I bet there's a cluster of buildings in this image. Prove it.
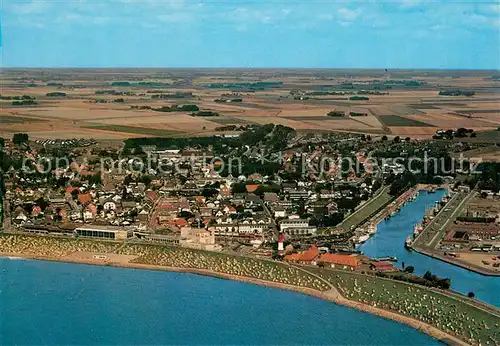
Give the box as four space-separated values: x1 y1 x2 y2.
282 245 397 272
2 135 388 256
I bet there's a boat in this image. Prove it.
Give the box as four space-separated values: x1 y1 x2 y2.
413 223 423 236
357 234 370 243
367 224 377 235
404 236 413 249
374 256 398 262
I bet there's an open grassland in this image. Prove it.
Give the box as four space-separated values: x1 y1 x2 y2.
309 268 500 346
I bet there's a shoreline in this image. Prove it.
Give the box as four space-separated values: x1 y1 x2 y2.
1 252 468 346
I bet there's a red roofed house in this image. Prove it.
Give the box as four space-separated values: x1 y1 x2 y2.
245 184 260 193
318 253 360 271
370 261 397 272
146 190 160 203
220 186 232 198
284 245 320 265
78 193 92 205
31 205 42 216
169 218 189 228
65 186 80 195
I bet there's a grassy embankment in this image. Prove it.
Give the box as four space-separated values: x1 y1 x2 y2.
308 267 500 346
338 186 393 231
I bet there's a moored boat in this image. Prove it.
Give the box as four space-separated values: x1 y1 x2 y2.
413 223 423 236
357 234 370 243
404 236 413 249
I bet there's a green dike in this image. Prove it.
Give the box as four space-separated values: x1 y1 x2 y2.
117 243 330 291
338 186 393 231
308 267 500 346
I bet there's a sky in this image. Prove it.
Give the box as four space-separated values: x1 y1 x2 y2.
1 0 499 69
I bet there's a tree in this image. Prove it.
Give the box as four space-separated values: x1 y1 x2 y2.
405 137 411 142
202 188 218 198
139 175 152 187
35 197 50 211
470 132 477 138
381 135 388 141
403 266 415 273
231 182 246 194
393 136 401 143
467 291 475 298
423 271 433 281
437 278 451 289
178 211 194 219
13 133 29 145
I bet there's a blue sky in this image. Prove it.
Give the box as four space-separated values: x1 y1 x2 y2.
1 0 499 69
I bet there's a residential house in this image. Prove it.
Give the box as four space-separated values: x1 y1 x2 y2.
284 245 320 265
318 253 360 271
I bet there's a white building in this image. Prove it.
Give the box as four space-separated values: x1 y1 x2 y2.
74 225 134 240
279 218 309 231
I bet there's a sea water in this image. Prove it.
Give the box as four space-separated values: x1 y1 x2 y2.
0 258 440 345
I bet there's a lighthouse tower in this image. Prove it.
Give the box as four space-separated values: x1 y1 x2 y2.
278 233 285 252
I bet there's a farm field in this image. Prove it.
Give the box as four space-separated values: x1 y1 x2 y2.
1 69 499 141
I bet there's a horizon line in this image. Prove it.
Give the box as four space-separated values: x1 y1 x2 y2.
1 66 500 72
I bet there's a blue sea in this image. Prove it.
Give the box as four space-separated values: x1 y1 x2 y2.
359 190 500 307
0 258 440 345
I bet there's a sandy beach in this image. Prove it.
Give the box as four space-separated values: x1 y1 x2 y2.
1 251 468 346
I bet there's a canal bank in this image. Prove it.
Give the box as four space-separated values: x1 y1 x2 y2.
358 189 500 307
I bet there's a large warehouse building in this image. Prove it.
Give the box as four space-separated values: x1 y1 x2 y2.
74 225 134 240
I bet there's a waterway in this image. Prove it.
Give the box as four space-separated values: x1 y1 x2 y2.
0 258 441 345
359 190 500 307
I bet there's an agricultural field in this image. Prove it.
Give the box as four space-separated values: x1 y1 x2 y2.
453 145 500 162
1 69 499 141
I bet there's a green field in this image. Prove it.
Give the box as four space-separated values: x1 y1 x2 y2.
208 117 253 124
283 116 347 121
408 104 440 110
378 115 435 127
389 105 426 115
83 124 182 137
0 115 44 124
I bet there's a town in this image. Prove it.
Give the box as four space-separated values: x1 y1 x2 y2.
1 122 499 272
2 126 500 345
